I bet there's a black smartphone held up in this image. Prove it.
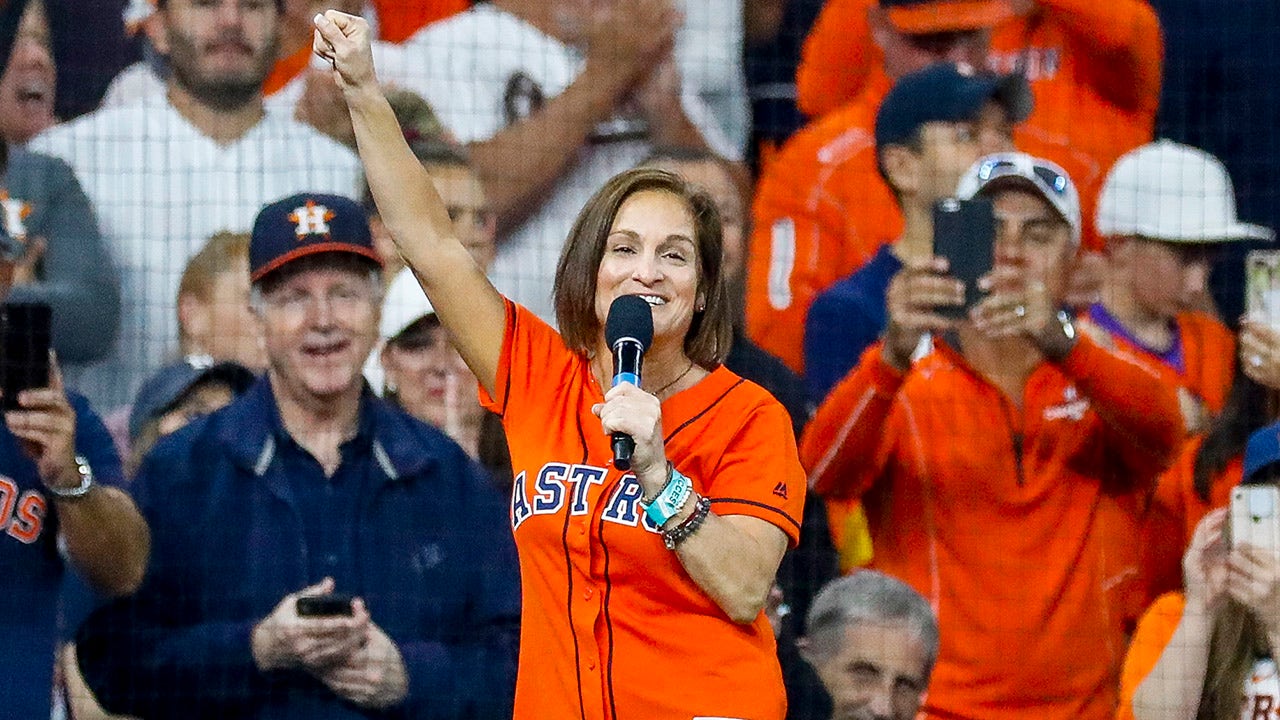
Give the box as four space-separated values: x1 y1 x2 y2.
0 302 51 411
932 197 997 318
296 593 355 618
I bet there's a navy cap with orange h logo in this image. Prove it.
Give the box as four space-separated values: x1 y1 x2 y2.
250 192 382 283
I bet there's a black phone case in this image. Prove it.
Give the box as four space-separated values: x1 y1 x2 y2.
0 302 51 411
296 594 355 617
932 197 996 318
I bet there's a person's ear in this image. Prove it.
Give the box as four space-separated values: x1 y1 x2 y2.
178 293 210 348
0 260 13 303
880 144 921 198
378 341 398 392
867 4 893 51
146 10 170 56
795 636 817 668
1105 235 1136 267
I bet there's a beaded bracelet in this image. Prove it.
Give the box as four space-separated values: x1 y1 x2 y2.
662 496 712 550
639 461 675 506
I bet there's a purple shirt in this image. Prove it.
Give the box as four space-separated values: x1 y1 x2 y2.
1087 303 1185 374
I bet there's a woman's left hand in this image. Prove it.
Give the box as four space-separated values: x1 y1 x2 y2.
1226 544 1280 634
312 10 377 95
592 383 667 489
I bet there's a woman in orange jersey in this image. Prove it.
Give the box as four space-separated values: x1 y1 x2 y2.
1118 449 1280 720
315 11 805 719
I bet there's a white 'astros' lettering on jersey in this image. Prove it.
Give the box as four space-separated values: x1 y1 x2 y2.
510 463 661 534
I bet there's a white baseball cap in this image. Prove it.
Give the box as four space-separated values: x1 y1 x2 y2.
1096 139 1274 243
363 267 436 394
380 267 436 341
956 152 1082 244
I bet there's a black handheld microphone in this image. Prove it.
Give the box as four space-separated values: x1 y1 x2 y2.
604 295 653 471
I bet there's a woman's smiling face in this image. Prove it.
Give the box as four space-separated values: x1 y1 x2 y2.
593 189 703 351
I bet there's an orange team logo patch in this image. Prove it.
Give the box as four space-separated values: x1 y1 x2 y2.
288 200 336 240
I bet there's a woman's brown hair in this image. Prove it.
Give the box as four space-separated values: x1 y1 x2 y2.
552 167 732 367
1199 600 1271 719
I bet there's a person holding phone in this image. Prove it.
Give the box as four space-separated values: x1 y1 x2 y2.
800 152 1184 720
0 246 150 717
74 193 520 719
802 62 1028 404
801 64 1027 584
1085 141 1279 613
1117 424 1280 720
1135 319 1280 605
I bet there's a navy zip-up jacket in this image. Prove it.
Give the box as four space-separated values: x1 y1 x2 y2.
77 378 520 719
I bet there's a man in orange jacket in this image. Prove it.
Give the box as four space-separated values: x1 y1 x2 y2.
800 153 1183 720
747 1 1013 373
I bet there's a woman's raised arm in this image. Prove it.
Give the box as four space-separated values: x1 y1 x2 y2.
314 10 506 396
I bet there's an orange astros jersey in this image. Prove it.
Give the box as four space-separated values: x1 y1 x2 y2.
480 300 805 720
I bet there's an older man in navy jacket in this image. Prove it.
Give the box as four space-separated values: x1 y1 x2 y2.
76 193 520 719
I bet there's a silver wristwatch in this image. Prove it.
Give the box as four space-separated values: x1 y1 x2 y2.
1040 309 1078 361
1055 309 1077 341
46 455 95 499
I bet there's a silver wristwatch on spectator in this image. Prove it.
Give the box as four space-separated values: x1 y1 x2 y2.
46 455 95 499
1040 309 1078 361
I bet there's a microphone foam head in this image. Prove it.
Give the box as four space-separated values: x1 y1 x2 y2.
605 295 654 350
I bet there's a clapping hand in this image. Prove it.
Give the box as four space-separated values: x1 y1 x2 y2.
583 0 679 75
294 68 356 146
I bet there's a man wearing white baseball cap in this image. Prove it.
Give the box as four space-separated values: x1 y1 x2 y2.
1090 140 1275 432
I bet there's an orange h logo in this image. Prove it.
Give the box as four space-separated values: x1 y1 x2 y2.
288 200 335 239
0 191 31 239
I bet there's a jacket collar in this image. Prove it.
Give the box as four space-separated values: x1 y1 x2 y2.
218 377 437 483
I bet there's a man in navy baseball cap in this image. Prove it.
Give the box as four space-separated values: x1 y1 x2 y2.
804 62 1031 400
125 356 256 473
77 189 521 717
874 62 1031 150
1244 421 1280 483
250 192 383 284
